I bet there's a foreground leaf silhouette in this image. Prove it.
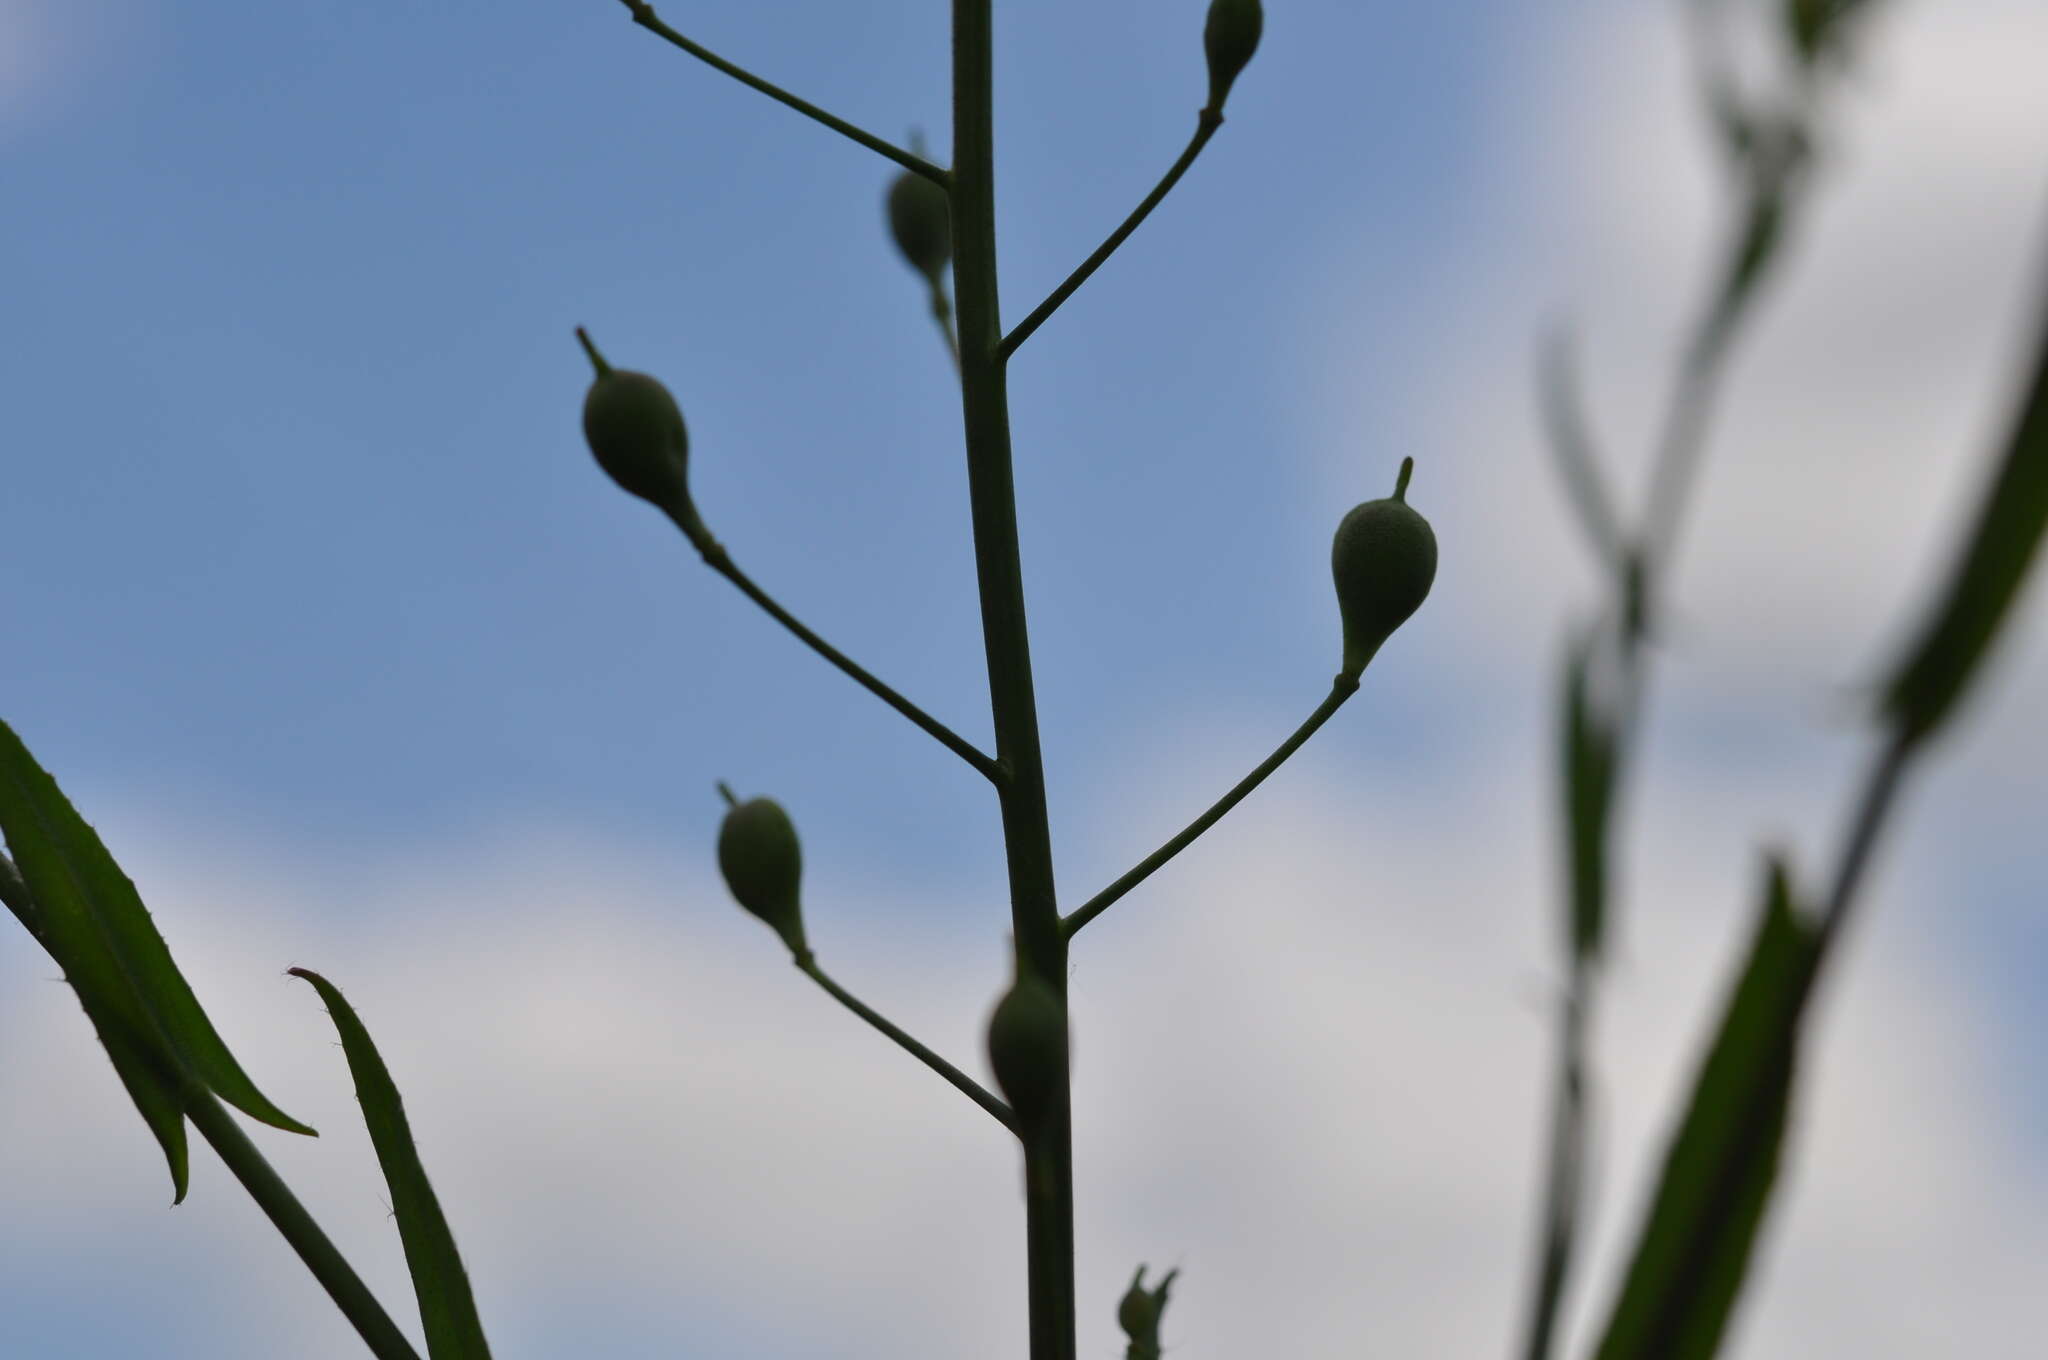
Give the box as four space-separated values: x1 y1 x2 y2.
291 967 495 1360
0 719 313 1201
1591 857 1820 1360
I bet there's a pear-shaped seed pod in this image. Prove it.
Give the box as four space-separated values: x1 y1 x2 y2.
887 169 952 285
716 789 808 958
1117 1265 1178 1359
986 971 1065 1129
1331 457 1437 680
1203 0 1264 116
1117 1268 1161 1341
577 328 691 514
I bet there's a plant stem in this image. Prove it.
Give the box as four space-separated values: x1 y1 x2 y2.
1064 676 1357 937
183 1089 423 1360
1812 731 1916 972
1515 97 1807 1360
1518 965 1593 1360
685 531 1004 785
796 954 1017 1133
1000 114 1221 360
951 4 1075 1357
1536 326 1629 582
1514 69 1820 1352
1633 164 1805 640
616 1 945 182
1507 98 1810 1360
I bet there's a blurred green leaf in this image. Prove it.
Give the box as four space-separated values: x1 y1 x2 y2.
0 720 313 1201
1538 327 1627 583
1518 984 1590 1360
291 967 494 1360
1562 631 1617 963
1591 856 1821 1360
1698 189 1788 366
1881 267 2048 745
1783 0 1885 67
1690 21 1753 168
1783 0 1830 63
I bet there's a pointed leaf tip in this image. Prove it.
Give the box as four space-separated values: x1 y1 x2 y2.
0 719 314 1162
292 967 495 1360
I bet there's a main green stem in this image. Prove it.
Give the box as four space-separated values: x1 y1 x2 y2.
951 5 1075 1359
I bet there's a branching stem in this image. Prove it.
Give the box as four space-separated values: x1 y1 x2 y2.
616 1 946 183
797 954 1017 1133
679 523 1004 785
1000 114 1222 359
1064 676 1357 938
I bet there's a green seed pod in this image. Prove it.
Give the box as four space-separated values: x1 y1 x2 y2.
1118 1265 1178 1360
1203 0 1264 117
715 784 807 958
576 327 692 515
1331 457 1437 680
887 169 952 285
986 970 1065 1129
1117 1267 1160 1340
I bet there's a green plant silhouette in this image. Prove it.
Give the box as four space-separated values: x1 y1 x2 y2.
4 2 2045 1358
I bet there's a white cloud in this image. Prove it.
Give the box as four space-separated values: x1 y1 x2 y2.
5 705 2042 1357
1315 0 2048 706
1067 702 2045 1356
0 3 52 123
0 1 148 136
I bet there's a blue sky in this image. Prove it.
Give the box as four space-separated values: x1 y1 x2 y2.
4 1 2047 1357
2 0 1511 863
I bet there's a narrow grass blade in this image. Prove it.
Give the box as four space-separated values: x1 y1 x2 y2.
1694 189 1788 369
1881 264 2048 744
290 967 494 1360
1561 630 1617 963
1538 328 1627 582
1517 981 1591 1360
0 722 313 1176
1590 856 1821 1360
